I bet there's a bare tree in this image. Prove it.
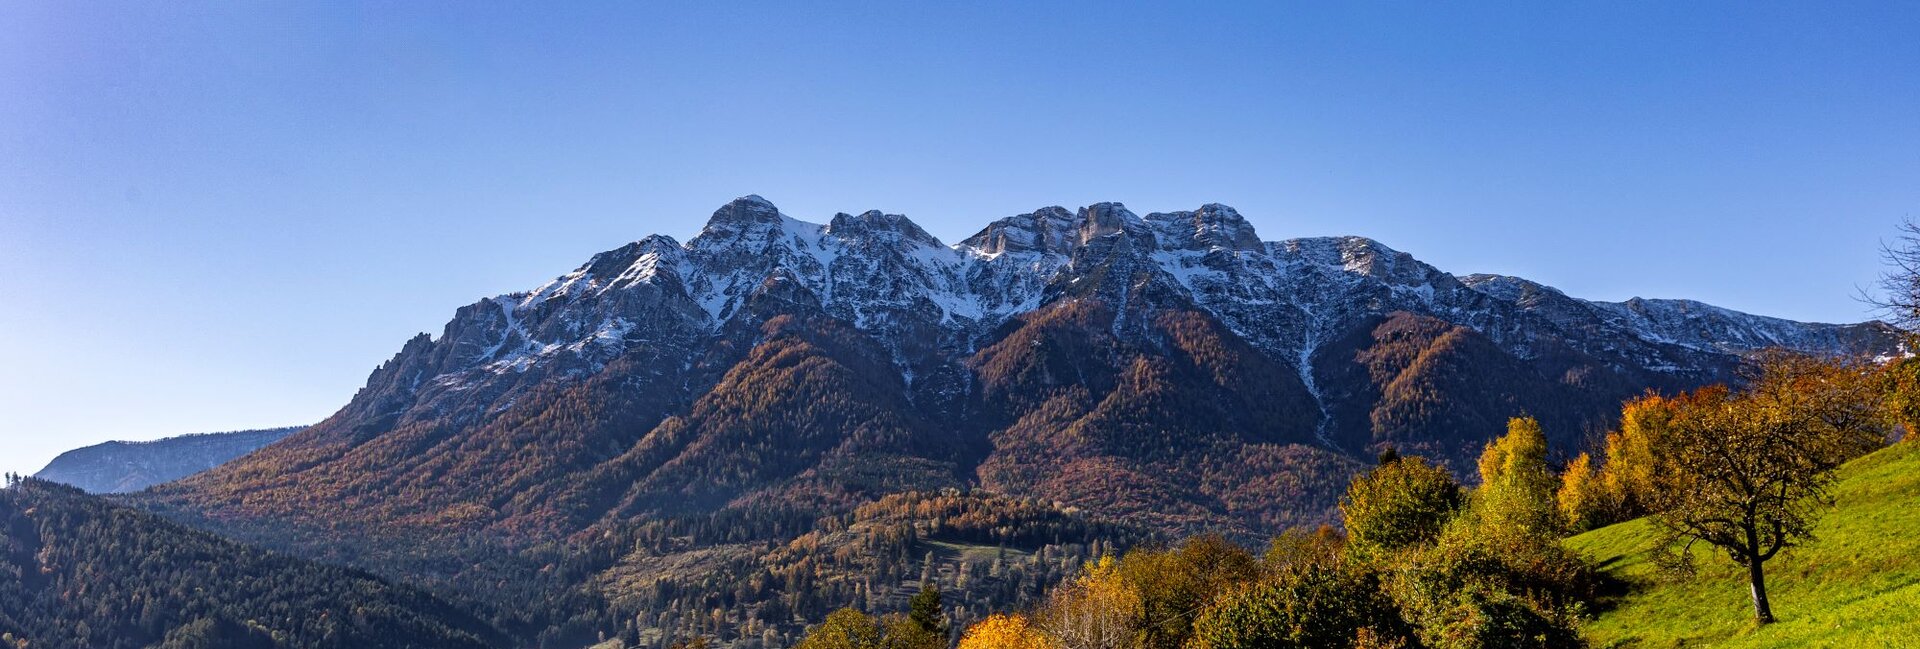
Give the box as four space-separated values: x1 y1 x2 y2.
1864 218 1920 333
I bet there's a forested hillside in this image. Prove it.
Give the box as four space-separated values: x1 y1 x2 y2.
125 197 1901 645
0 478 506 649
798 417 1611 649
803 352 1912 649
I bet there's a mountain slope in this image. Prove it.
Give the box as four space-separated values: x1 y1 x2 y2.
970 299 1355 534
1568 440 1920 647
33 426 302 494
0 479 506 649
135 196 1900 642
584 313 969 522
1310 311 1638 469
154 197 1897 543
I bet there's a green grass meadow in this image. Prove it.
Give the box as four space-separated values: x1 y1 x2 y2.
1567 441 1920 648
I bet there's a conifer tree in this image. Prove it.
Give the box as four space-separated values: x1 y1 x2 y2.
908 584 947 637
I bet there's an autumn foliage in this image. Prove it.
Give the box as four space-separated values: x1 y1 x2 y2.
957 614 1054 649
931 419 1607 649
1554 351 1890 624
1340 455 1463 558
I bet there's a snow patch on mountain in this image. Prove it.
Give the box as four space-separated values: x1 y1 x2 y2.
399 196 1897 411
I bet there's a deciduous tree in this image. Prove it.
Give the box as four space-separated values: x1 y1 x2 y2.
1865 218 1920 333
1034 556 1142 649
1340 455 1463 559
1117 535 1259 649
958 614 1056 649
796 608 883 649
1468 418 1564 544
1555 453 1605 532
1188 566 1413 649
1639 353 1883 624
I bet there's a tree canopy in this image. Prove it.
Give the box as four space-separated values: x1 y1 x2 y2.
1634 353 1883 623
1340 455 1464 558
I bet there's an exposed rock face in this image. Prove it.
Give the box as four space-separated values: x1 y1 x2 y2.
34 426 303 493
153 197 1900 543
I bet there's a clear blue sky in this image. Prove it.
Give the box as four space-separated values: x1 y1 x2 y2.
2 2 1917 477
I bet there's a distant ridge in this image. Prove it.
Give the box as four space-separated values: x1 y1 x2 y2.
35 426 303 493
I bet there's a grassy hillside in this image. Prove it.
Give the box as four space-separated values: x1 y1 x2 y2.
1567 440 1920 648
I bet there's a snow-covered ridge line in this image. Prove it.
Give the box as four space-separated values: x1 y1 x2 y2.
421 196 1893 386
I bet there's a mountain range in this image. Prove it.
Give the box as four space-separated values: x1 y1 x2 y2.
119 196 1897 644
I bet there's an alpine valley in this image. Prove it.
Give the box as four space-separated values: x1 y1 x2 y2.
93 196 1894 647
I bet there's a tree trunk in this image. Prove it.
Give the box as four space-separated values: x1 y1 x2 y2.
1746 552 1775 624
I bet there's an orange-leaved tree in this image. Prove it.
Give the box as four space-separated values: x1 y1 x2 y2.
1636 352 1882 624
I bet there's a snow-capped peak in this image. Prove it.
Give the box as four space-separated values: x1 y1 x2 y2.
1145 203 1264 252
1076 202 1146 246
404 196 1897 403
957 207 1079 257
689 194 785 247
827 210 945 249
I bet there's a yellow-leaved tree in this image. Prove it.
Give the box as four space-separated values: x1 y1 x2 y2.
1470 417 1564 544
1555 452 1606 532
957 614 1056 649
1339 455 1464 561
1034 556 1142 649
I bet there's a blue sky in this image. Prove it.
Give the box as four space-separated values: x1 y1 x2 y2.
2 2 1917 476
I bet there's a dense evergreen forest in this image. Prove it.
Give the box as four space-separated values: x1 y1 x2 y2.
0 478 507 649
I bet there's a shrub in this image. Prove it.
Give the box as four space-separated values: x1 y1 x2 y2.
1340 456 1463 560
1188 566 1414 649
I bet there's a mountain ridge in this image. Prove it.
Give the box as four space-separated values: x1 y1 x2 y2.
422 197 1894 418
138 196 1901 643
34 426 304 494
155 196 1897 538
